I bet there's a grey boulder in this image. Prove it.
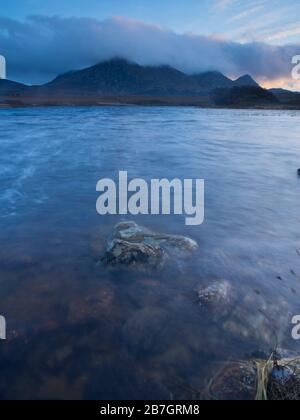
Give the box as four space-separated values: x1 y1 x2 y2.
102 221 198 269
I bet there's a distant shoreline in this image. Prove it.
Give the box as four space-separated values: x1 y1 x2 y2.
1 95 300 110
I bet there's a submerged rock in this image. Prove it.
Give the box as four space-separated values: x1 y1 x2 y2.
223 293 291 346
196 278 290 345
105 239 165 268
268 364 300 400
206 351 300 400
114 221 198 251
197 280 234 308
207 361 257 400
102 221 198 269
196 280 236 320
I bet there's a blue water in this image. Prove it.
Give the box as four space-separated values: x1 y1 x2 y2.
0 106 300 399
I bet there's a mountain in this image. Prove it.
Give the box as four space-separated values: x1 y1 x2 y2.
45 59 198 95
1 58 298 109
233 75 259 87
44 58 258 96
190 71 233 91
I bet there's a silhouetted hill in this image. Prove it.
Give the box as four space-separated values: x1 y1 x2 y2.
0 79 29 95
45 59 198 95
44 59 259 96
233 75 259 87
190 71 233 91
270 88 300 107
213 86 279 107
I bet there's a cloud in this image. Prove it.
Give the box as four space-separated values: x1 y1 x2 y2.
214 0 238 11
228 4 265 23
264 25 300 42
0 15 299 86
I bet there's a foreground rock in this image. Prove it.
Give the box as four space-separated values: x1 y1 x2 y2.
206 361 257 400
207 351 300 400
268 364 300 400
102 221 198 270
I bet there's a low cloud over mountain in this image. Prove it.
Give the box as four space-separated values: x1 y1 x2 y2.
0 15 299 86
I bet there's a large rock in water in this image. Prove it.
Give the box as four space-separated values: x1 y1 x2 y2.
102 221 198 269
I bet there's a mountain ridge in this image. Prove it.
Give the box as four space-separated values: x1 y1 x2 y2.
0 58 299 109
45 58 261 95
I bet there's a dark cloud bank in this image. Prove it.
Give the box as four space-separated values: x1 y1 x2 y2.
0 15 299 84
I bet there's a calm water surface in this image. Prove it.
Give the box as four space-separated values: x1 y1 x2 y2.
0 106 300 399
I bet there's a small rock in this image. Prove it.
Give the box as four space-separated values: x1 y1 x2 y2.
197 280 233 306
271 365 293 383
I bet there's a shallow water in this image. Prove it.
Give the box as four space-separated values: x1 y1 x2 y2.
0 106 300 399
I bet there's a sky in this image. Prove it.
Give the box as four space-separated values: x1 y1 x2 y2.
1 0 300 89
